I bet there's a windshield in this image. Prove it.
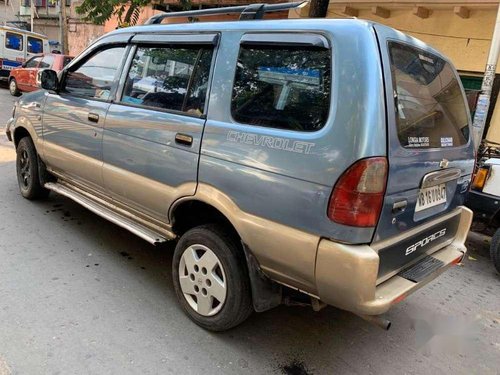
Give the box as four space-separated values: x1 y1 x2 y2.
389 42 469 149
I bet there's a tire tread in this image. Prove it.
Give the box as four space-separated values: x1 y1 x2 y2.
491 229 500 274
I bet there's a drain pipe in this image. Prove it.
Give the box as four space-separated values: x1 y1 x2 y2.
472 4 500 150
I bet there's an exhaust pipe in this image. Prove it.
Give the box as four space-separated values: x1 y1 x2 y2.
356 314 392 331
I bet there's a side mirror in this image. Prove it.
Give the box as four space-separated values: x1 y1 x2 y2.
40 69 58 92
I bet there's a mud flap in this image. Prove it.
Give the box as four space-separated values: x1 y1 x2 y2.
242 243 282 312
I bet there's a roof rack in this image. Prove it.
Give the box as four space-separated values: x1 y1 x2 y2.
144 1 306 25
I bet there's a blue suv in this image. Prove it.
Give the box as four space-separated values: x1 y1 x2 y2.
6 5 475 331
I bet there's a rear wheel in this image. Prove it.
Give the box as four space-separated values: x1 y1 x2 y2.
172 224 253 331
9 78 20 96
16 137 50 200
491 229 500 274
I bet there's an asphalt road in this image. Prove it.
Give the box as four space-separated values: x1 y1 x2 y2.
0 88 499 375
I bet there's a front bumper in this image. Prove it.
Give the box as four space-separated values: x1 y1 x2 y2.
5 118 14 142
315 206 473 316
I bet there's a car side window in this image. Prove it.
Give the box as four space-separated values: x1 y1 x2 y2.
121 45 213 116
6 32 23 51
231 44 331 132
40 55 55 69
25 56 41 68
64 46 126 100
27 37 43 54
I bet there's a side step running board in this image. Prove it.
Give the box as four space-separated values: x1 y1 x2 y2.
45 182 172 245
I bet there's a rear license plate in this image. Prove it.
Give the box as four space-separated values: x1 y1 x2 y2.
415 184 446 212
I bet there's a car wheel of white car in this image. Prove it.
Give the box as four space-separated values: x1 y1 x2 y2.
9 79 20 96
491 228 500 274
172 224 253 331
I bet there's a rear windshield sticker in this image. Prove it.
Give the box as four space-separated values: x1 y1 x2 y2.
408 136 430 148
419 54 434 64
441 137 453 147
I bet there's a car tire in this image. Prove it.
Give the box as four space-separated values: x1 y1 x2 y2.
491 228 500 274
16 137 50 200
172 224 253 331
9 78 20 96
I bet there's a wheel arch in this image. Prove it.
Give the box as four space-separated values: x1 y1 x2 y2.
169 188 283 312
491 206 500 228
170 198 240 239
12 126 32 148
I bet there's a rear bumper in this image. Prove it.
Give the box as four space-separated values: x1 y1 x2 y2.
315 206 472 316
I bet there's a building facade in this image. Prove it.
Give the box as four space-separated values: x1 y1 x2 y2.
291 0 500 143
1 0 23 27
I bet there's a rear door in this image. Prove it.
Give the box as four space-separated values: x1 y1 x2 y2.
101 33 217 222
3 31 25 69
373 26 474 277
27 35 44 59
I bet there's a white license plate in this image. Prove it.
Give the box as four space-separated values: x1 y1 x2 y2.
415 184 447 212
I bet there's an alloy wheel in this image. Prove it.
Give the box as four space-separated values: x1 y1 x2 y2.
18 149 31 189
9 80 18 95
178 244 227 316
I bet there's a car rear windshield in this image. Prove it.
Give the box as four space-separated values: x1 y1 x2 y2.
231 45 331 132
389 42 469 149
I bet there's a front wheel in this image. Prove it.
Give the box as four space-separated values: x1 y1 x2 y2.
491 229 500 274
9 78 20 96
16 137 50 200
172 224 253 331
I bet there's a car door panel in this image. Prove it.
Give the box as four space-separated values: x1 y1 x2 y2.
103 106 203 220
42 46 128 191
43 94 109 189
101 40 215 222
16 56 41 91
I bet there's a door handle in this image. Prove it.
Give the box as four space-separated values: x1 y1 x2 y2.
392 200 407 214
88 113 99 123
175 133 193 146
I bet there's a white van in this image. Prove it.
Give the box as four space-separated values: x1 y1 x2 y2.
0 26 49 82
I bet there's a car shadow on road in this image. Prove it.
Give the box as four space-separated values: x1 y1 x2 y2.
27 188 408 370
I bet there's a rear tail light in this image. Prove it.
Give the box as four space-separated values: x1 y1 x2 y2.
471 166 490 191
327 157 388 227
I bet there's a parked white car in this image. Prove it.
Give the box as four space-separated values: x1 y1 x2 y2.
467 156 500 272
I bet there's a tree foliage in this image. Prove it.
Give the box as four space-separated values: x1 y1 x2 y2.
76 0 192 27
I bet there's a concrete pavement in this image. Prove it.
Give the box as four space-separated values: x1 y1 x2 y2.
0 88 499 375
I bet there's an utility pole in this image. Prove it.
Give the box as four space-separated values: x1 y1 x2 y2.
472 4 500 150
30 0 34 31
58 0 68 54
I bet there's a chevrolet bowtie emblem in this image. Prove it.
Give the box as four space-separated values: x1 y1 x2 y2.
439 159 449 168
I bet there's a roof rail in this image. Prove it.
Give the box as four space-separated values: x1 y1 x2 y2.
144 1 306 25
